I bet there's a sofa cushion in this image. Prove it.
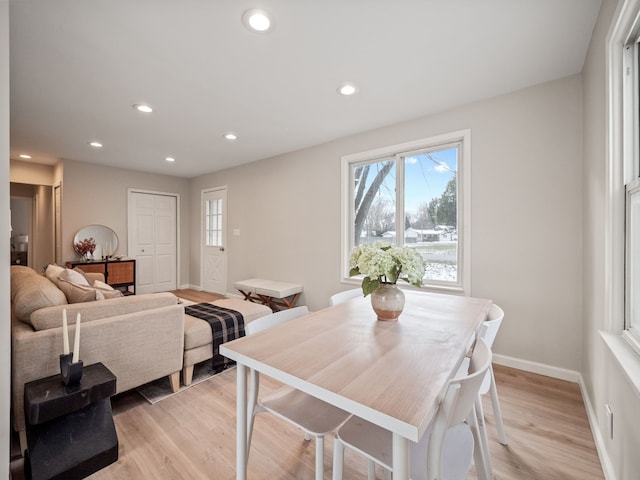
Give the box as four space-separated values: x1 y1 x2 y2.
44 263 65 285
57 277 98 303
10 266 37 302
93 280 124 300
29 292 180 331
13 272 68 324
59 268 91 286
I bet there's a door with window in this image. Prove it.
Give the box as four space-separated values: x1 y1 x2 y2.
201 187 227 294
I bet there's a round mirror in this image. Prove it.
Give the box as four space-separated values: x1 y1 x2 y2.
73 225 118 259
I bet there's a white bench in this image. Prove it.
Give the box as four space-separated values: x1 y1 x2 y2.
234 278 303 311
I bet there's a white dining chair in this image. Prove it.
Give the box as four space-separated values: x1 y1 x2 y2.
332 338 493 480
329 288 362 306
245 306 351 480
458 303 507 445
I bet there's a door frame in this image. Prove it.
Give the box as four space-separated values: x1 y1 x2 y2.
127 188 181 290
200 186 228 293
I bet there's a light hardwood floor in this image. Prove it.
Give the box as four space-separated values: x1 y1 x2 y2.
87 366 605 479
11 290 606 479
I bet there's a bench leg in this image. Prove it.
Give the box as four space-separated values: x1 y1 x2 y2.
239 289 262 304
169 371 180 392
183 365 194 386
264 293 301 311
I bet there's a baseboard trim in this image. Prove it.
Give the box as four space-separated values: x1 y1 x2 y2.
492 353 581 382
578 376 616 480
492 353 613 479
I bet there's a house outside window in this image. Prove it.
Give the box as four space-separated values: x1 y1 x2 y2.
341 130 471 293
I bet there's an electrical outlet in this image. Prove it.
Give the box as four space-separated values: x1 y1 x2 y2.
233 229 240 236
605 404 614 439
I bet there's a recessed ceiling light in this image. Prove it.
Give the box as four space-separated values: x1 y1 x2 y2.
19 154 32 159
224 133 238 140
242 9 272 32
165 157 176 163
133 104 153 113
88 141 103 148
337 83 358 96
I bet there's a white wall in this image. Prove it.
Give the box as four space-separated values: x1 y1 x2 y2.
582 0 640 478
61 159 191 286
192 74 584 371
1 1 11 476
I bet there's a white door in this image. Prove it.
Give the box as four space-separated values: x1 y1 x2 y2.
130 191 177 294
201 187 227 294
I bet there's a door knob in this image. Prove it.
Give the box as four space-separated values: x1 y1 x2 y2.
219 247 225 252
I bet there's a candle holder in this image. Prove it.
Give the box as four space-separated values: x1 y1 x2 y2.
59 353 83 387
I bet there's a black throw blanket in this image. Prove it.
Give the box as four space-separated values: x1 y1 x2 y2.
184 303 245 372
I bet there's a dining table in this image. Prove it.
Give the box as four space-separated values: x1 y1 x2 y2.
219 289 493 480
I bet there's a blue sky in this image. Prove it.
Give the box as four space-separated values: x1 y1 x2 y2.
366 147 457 215
404 148 457 213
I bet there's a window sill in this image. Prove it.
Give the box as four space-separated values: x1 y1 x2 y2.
600 331 640 397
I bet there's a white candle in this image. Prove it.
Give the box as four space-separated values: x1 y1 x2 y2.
72 313 81 363
62 309 69 355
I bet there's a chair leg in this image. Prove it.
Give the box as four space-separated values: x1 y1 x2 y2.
315 435 324 480
332 437 344 480
367 460 376 480
488 367 507 445
469 401 492 480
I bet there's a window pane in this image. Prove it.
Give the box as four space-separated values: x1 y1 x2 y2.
628 185 640 334
404 147 458 283
352 159 396 247
205 198 223 247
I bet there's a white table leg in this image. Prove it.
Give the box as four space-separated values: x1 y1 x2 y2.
236 363 248 480
392 433 410 480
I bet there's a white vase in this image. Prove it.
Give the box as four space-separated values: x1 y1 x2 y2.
370 283 405 321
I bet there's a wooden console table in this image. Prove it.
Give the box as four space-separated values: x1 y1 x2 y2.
66 259 136 295
24 362 118 480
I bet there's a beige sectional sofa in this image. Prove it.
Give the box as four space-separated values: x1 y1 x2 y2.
10 266 185 448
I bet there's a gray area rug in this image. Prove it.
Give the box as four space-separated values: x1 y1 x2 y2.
136 362 232 404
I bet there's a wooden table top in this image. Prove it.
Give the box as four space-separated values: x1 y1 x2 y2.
220 289 492 442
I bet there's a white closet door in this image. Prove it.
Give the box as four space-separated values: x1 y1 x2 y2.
130 191 177 294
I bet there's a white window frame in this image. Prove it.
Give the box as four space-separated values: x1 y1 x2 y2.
341 129 471 295
607 0 640 354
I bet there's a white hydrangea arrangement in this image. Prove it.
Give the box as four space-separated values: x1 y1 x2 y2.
349 242 426 296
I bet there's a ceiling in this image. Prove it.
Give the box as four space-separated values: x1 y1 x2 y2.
9 0 602 178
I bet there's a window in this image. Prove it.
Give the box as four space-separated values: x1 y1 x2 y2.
205 197 222 247
624 35 640 348
610 5 640 352
342 130 470 293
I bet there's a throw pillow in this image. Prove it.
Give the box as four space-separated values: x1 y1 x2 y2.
91 279 124 300
59 268 91 287
57 277 97 303
92 279 114 290
95 288 124 300
44 264 65 285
